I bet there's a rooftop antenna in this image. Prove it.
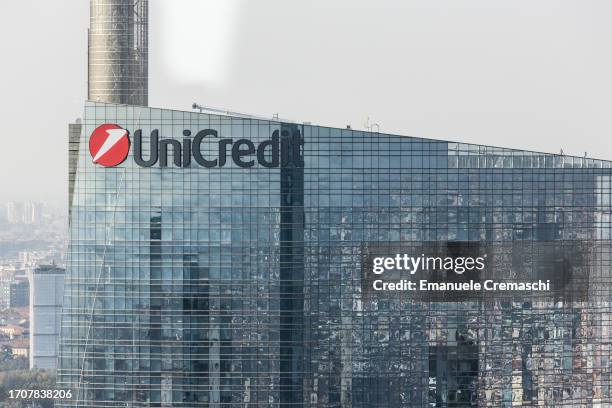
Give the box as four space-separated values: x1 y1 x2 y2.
364 116 380 133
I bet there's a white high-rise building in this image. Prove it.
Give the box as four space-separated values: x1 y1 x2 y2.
6 201 24 224
30 264 65 369
24 202 43 225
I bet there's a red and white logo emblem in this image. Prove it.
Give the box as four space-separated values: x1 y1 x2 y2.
89 124 130 167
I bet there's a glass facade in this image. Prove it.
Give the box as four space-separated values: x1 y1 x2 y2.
59 101 612 407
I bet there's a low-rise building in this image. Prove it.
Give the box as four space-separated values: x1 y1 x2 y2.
9 338 29 358
0 324 26 339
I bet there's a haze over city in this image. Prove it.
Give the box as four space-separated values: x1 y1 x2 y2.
0 2 611 406
1 0 611 207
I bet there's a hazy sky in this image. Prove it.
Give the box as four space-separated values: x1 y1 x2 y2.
1 0 611 207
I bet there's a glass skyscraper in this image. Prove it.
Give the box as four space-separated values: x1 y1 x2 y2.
59 101 612 407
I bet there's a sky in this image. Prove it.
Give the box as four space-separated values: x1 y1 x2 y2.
1 0 611 207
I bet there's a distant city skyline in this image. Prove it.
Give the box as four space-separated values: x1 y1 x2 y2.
1 0 611 206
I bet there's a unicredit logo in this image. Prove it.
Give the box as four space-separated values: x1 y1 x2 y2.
89 124 130 167
88 124 303 169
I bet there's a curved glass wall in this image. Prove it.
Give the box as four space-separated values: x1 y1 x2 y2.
58 102 612 407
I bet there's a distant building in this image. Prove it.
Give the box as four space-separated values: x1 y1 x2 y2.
5 201 43 224
9 338 29 358
30 264 65 369
0 278 29 308
0 324 26 339
10 279 29 308
18 252 31 269
0 279 9 309
6 201 24 224
24 202 43 225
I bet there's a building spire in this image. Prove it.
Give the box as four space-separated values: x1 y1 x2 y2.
88 0 148 105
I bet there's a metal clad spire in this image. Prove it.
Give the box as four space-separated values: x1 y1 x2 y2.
88 0 148 105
